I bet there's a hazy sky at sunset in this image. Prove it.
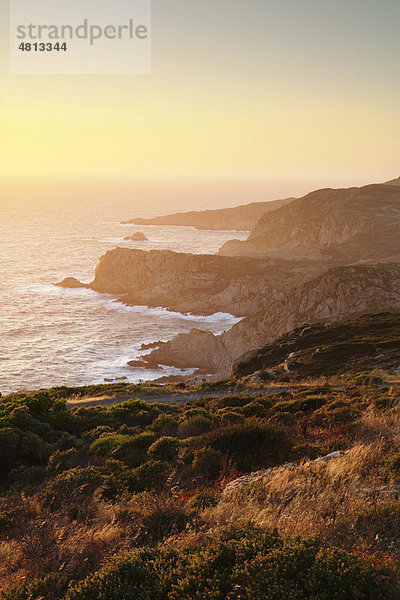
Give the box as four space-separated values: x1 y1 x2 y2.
0 0 399 190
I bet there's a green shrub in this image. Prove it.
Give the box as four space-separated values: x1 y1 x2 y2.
142 507 188 543
204 421 290 471
0 427 19 473
216 409 245 425
292 444 326 460
66 549 163 600
312 401 362 429
152 414 178 435
3 573 64 600
192 446 222 480
306 546 397 600
89 434 130 458
9 465 47 488
132 460 169 492
215 395 256 409
148 437 182 461
274 395 327 414
178 415 212 438
47 448 80 474
113 432 156 467
65 530 399 600
42 467 105 508
242 401 269 418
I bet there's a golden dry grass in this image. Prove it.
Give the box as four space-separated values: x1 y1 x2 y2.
202 441 396 540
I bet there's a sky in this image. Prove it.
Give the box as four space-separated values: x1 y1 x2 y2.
0 0 399 196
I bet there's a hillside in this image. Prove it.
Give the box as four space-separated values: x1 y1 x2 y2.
219 184 400 260
231 312 400 379
1 363 400 599
386 175 400 186
121 197 294 231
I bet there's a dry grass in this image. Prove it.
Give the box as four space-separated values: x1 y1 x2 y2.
202 442 394 540
66 394 117 406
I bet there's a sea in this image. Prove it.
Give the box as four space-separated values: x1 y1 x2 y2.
0 181 252 395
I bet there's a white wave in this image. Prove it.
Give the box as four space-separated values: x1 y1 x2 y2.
20 280 243 331
98 238 132 244
102 299 242 325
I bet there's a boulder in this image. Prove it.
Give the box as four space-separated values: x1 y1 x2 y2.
55 277 86 289
124 232 149 241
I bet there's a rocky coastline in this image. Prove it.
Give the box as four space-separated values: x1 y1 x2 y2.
57 180 400 380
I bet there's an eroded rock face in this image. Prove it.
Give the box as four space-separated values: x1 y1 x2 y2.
88 248 321 316
143 328 222 372
143 264 400 375
219 184 400 261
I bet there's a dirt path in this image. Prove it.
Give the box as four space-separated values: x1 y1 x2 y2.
68 381 398 409
68 385 319 408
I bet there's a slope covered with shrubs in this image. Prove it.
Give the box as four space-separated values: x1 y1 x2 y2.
1 374 400 598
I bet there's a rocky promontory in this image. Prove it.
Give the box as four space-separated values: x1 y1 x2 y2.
87 248 322 316
121 197 294 231
219 184 400 262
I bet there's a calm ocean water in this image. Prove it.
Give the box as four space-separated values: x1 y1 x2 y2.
0 186 249 394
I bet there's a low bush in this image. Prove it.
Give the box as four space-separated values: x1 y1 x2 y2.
148 437 182 462
178 415 212 438
131 460 169 492
206 420 291 471
64 530 399 600
192 446 222 480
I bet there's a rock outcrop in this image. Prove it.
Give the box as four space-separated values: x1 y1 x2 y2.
141 329 222 371
124 232 149 241
55 277 87 289
143 264 400 374
88 248 322 316
121 197 294 231
219 184 400 262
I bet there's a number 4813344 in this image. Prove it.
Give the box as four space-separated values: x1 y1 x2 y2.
18 42 67 51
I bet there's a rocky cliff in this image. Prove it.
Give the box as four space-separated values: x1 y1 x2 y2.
219 184 400 261
122 197 294 231
87 248 321 316
58 180 400 380
144 264 400 374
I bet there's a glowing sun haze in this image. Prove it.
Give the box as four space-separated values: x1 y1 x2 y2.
0 0 399 191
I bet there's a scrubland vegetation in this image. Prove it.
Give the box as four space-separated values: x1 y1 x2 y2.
1 375 400 598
